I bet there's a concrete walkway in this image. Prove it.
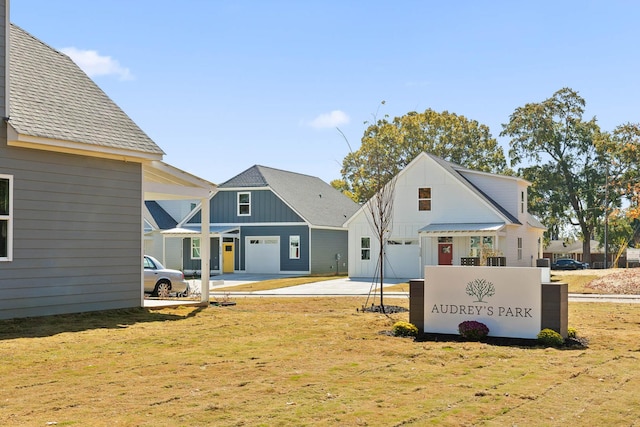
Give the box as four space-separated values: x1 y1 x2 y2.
143 274 640 307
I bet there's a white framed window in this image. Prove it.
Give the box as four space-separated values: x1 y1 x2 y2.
191 237 201 259
418 187 432 211
517 237 523 260
289 235 300 259
237 192 251 216
521 191 525 214
361 237 371 260
0 175 12 261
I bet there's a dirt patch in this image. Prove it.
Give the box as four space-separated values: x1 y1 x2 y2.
584 269 640 294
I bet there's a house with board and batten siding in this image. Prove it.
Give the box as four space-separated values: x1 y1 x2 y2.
0 1 213 319
345 152 546 279
177 165 360 276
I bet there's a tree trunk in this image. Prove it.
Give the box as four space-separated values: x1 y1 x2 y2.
582 229 591 265
379 231 385 313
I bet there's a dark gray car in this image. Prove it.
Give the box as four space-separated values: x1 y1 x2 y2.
551 258 588 270
144 255 189 297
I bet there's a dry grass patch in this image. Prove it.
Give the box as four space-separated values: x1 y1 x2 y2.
551 273 600 293
0 299 639 426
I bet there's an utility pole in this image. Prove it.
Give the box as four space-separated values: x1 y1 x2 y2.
604 163 609 269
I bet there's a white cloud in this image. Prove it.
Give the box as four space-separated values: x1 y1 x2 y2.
60 47 133 80
308 110 350 129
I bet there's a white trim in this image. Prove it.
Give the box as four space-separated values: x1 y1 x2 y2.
0 174 13 262
191 237 202 260
289 235 300 259
360 236 371 261
220 186 270 192
181 221 306 228
7 127 163 163
237 191 251 216
4 0 9 119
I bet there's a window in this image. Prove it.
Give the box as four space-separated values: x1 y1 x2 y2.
418 187 431 211
470 236 493 257
361 237 371 260
237 192 251 216
191 237 201 259
387 239 418 246
520 191 525 214
0 175 12 261
289 235 300 259
517 237 523 260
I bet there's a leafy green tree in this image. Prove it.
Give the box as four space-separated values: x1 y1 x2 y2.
341 109 508 203
501 88 605 264
595 122 640 261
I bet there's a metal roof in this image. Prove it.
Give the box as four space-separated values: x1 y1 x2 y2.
419 222 506 234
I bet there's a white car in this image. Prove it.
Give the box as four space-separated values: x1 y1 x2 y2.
144 255 189 297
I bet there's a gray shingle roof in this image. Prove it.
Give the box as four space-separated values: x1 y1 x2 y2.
220 165 360 228
8 24 164 156
145 201 178 230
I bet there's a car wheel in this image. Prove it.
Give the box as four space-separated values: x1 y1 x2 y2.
179 285 190 298
154 280 171 298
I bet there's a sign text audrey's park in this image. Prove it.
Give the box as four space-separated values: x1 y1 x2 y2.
424 266 541 339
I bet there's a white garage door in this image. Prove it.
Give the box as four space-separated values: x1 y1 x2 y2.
245 237 280 273
384 239 420 278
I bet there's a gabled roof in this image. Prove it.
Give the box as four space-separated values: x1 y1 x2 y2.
344 152 523 227
427 153 521 225
144 201 178 230
7 24 164 159
219 165 360 228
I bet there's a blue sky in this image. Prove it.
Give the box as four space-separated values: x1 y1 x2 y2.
10 1 640 184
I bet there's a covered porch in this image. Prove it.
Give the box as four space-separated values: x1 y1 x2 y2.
418 222 507 268
143 160 216 304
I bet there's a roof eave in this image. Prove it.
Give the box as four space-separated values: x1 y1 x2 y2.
8 127 164 163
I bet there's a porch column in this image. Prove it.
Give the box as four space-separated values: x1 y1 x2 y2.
200 196 210 303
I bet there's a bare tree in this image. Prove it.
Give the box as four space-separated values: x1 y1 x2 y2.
338 122 397 313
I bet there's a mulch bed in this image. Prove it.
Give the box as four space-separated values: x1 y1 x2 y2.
362 304 588 349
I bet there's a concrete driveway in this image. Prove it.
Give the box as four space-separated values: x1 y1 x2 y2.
206 274 410 296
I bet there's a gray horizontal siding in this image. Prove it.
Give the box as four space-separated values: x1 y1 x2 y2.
0 143 143 319
310 228 348 275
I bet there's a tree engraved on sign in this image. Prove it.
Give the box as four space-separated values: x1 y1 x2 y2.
465 278 495 303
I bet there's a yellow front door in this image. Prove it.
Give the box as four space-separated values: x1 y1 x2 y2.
222 243 234 273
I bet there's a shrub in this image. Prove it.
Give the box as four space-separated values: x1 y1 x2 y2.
567 327 577 339
537 328 564 347
392 321 418 338
458 320 489 341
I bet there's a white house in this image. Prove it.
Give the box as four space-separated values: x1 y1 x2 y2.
345 152 546 279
